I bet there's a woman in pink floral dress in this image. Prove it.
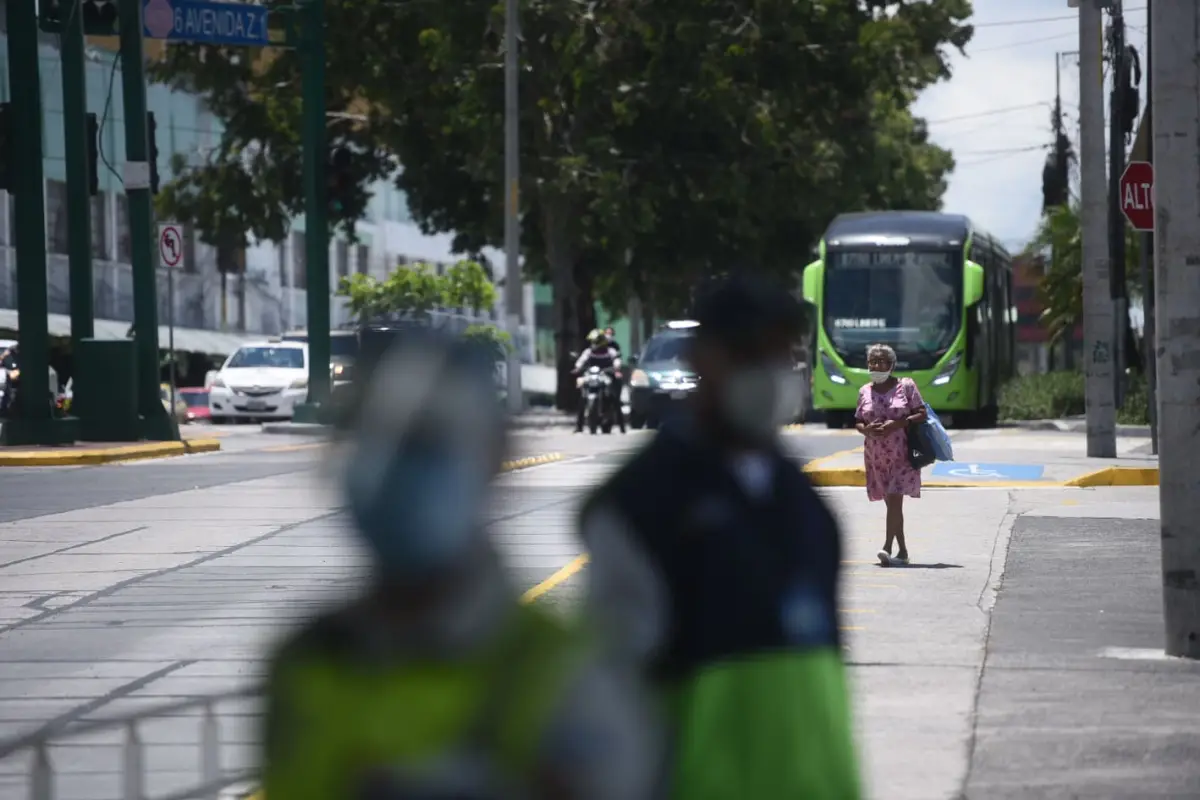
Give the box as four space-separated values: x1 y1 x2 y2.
854 344 927 566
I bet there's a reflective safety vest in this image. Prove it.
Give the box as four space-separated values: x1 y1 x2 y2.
262 603 589 800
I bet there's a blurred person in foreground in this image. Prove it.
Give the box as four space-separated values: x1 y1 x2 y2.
579 276 861 799
262 333 658 800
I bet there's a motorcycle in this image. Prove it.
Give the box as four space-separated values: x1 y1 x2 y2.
577 365 617 434
0 364 19 418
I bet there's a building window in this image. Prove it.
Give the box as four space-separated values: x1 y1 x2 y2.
356 244 369 274
291 231 306 289
90 193 108 260
116 193 132 263
335 239 349 278
46 180 70 255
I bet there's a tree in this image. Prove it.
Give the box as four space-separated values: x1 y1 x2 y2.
151 0 972 407
1024 202 1145 369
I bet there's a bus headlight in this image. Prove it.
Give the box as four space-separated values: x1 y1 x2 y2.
931 354 961 386
630 369 650 388
821 352 847 385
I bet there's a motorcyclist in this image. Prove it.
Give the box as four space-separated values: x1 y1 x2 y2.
573 332 625 433
262 332 658 799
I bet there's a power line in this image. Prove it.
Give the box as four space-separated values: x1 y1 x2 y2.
955 144 1048 157
925 103 1048 125
972 6 1146 28
971 32 1078 54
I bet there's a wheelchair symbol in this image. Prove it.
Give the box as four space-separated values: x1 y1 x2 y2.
946 464 1002 478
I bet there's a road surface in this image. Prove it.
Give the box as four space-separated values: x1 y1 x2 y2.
0 425 1193 798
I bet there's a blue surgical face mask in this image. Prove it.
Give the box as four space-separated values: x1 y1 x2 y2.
344 447 488 579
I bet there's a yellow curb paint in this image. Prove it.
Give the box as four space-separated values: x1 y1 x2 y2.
0 438 220 467
802 446 863 472
1064 466 1159 487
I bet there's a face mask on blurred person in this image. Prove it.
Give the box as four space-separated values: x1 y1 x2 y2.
721 363 799 443
345 444 489 579
868 370 891 384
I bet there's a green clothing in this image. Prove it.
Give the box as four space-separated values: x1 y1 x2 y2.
262 603 587 799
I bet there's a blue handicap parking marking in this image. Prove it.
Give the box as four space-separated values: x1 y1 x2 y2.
930 462 1045 480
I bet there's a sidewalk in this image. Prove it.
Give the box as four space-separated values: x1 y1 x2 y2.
804 428 1158 487
966 487 1200 797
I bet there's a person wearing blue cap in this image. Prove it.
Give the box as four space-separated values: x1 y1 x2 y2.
579 275 861 799
261 334 658 800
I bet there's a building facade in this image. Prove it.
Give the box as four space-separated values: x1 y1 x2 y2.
0 31 535 358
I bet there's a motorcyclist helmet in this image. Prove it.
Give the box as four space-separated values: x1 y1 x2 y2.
590 333 610 350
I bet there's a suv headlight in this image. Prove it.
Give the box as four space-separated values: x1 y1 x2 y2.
931 354 961 386
210 376 226 388
630 369 650 388
820 352 847 385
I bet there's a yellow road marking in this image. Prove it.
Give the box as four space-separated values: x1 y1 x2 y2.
802 445 863 471
520 554 588 602
262 442 324 453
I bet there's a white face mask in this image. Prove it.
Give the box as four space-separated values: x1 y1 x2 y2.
868 369 892 384
721 365 800 442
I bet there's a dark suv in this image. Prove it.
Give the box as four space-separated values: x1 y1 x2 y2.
627 321 700 429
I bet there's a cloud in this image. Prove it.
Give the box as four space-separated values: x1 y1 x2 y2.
913 1 1149 253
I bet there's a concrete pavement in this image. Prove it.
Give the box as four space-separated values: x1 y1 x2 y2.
0 427 1194 798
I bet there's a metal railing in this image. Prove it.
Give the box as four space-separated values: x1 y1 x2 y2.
0 687 263 800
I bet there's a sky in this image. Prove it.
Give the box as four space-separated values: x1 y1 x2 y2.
911 0 1150 253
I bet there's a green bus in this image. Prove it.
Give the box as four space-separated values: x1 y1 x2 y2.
802 211 1015 428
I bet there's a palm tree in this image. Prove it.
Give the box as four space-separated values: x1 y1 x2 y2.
1023 202 1145 371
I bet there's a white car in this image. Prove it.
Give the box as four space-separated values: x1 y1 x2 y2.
208 341 309 422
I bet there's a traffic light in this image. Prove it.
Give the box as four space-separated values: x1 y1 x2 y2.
86 112 99 196
147 112 160 195
0 103 11 193
328 146 353 215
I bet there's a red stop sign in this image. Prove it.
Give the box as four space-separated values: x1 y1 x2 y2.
1120 161 1154 231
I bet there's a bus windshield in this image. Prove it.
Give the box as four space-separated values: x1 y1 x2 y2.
822 249 962 369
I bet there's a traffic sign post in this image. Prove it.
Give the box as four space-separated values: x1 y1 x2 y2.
158 222 183 415
1120 161 1154 231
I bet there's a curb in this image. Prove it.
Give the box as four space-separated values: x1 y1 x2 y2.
1063 466 1159 487
1002 419 1151 437
500 452 564 471
802 464 1158 488
0 438 221 467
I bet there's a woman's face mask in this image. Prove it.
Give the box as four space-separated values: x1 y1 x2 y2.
721 363 801 443
868 368 892 384
344 444 490 580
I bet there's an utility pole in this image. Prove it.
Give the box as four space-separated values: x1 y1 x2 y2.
1079 0 1117 457
3 0 57 445
1151 0 1200 659
1107 1 1128 407
294 0 331 423
61 0 94 350
1141 3 1157 455
503 0 523 413
117 0 176 440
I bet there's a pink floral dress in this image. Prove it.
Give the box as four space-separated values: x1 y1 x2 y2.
856 378 924 502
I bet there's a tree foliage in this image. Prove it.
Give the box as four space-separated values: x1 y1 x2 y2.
151 0 974 405
337 260 497 324
1024 202 1144 367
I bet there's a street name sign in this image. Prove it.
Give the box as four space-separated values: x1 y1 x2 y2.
1120 160 1154 231
142 0 270 46
158 222 184 269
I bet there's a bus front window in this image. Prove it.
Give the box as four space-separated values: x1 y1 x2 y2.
822 250 962 370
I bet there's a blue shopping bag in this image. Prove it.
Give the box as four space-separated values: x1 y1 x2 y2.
921 403 953 461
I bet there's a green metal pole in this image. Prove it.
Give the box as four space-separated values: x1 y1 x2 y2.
61 0 95 426
3 0 57 445
117 0 177 440
294 0 330 422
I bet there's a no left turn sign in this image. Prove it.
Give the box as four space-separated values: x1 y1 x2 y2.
158 222 184 268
